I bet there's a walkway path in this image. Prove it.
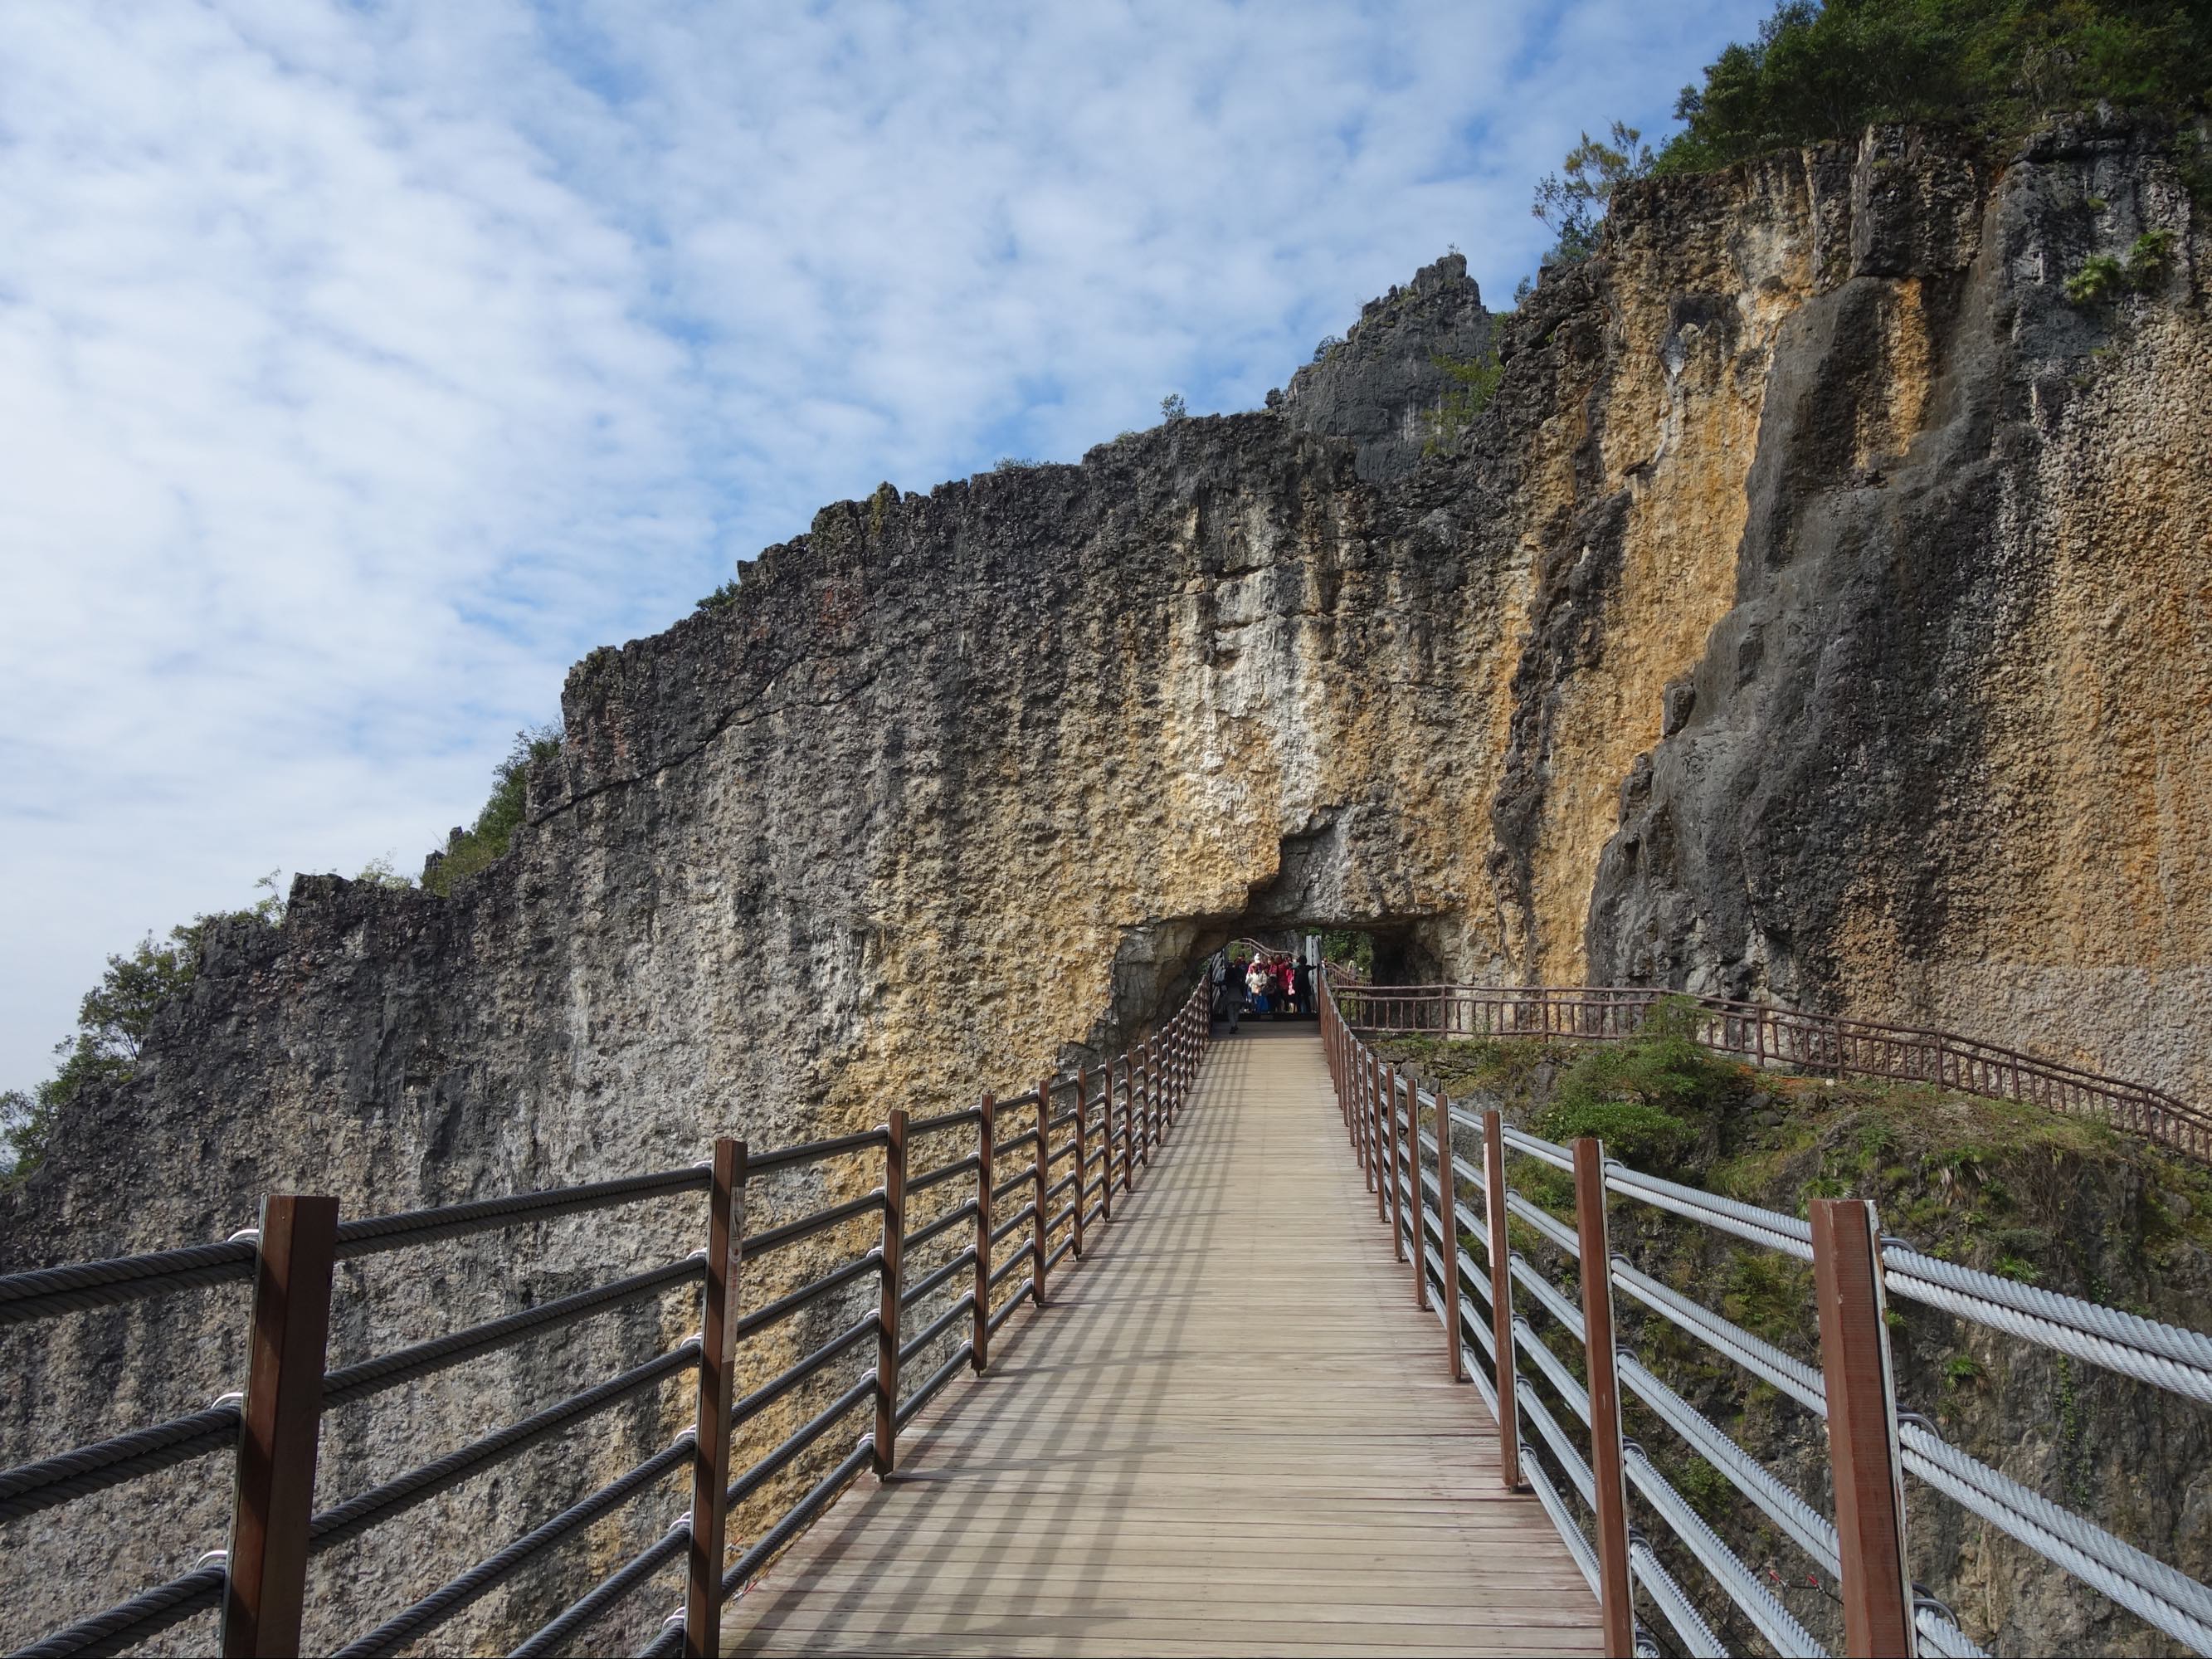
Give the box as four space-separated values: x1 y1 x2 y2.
724 1028 1602 1656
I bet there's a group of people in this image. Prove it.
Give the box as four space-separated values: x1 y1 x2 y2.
1210 949 1313 1031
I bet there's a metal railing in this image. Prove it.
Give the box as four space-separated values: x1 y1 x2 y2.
1340 983 2211 1165
1320 976 2212 1658
0 981 1212 1659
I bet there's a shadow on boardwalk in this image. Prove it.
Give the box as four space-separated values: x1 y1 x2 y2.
724 1033 1601 1657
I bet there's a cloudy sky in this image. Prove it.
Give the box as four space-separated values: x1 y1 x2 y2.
0 0 1769 1088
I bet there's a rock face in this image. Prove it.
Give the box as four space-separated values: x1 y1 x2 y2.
1272 250 1493 481
5 115 2210 1655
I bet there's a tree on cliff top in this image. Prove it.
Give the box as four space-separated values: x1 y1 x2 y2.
2 876 285 1178
424 724 563 897
1656 0 2212 175
1532 121 1655 266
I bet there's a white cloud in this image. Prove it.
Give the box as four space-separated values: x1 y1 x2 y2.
0 0 1769 1085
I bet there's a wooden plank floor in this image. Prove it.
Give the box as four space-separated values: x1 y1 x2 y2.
724 1027 1602 1657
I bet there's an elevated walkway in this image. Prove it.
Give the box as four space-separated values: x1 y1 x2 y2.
724 1029 1601 1656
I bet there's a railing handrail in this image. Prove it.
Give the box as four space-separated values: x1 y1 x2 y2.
1334 979 2210 1164
1317 973 2212 1658
2 981 1216 1659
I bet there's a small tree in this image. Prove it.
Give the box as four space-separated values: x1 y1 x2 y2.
1159 393 1188 422
425 725 563 897
1532 120 1654 267
1424 349 1505 455
4 876 286 1179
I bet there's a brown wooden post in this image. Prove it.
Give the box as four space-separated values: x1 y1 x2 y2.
685 1139 746 1657
1032 1079 1051 1308
1150 1039 1167 1159
222 1193 339 1659
1572 1138 1635 1658
1386 1061 1407 1261
1811 1198 1916 1659
1359 1050 1376 1189
1161 1028 1176 1144
1362 1066 1380 1221
1072 1064 1089 1257
973 1094 994 1373
1410 1086 1430 1312
1096 1066 1113 1225
875 1108 908 1476
1121 1056 1136 1194
1436 1090 1462 1378
1482 1110 1521 1490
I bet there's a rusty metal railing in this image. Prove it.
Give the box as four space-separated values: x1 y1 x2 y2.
1338 983 2211 1165
0 980 1212 1659
1321 977 2212 1658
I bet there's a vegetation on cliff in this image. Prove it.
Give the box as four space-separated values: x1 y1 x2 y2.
0 876 285 1178
422 724 563 897
1528 0 2210 275
1658 0 2210 175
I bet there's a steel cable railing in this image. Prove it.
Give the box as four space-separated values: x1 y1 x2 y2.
1321 973 2212 1659
2 976 1214 1659
1342 982 2210 1164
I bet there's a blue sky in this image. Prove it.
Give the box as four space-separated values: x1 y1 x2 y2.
0 0 1772 1088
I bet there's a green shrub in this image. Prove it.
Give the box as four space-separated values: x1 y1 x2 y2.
1530 997 1749 1173
1534 1096 1698 1169
2127 228 2176 288
695 578 742 612
1423 349 1506 454
4 875 285 1179
2064 251 2128 304
425 725 563 897
2065 232 2175 306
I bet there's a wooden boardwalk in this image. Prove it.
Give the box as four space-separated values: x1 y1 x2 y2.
724 1027 1602 1657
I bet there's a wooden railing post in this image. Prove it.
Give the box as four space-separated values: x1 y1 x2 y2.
1362 1066 1380 1221
1436 1090 1461 1378
972 1093 995 1374
1410 1085 1430 1312
1359 1051 1376 1190
1121 1056 1136 1194
1032 1079 1051 1308
1095 1066 1113 1226
222 1193 338 1659
685 1139 746 1657
875 1108 908 1476
1810 1198 1916 1659
1386 1062 1408 1263
1572 1138 1635 1658
1073 1064 1089 1258
1148 1036 1162 1153
1482 1110 1520 1490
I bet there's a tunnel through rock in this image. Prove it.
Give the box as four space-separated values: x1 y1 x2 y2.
1089 915 1440 1069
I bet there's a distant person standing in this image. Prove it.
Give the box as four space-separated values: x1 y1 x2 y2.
1212 952 1241 1033
1245 958 1271 1016
1292 959 1313 1017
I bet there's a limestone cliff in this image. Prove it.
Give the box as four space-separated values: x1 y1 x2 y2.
5 113 2208 1653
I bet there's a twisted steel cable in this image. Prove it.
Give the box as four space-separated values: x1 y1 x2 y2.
1628 1535 1729 1659
332 1167 709 1260
309 1344 698 1554
329 1439 693 1659
0 1403 240 1525
322 1259 704 1408
10 1564 226 1659
507 1523 689 1659
0 1241 256 1325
